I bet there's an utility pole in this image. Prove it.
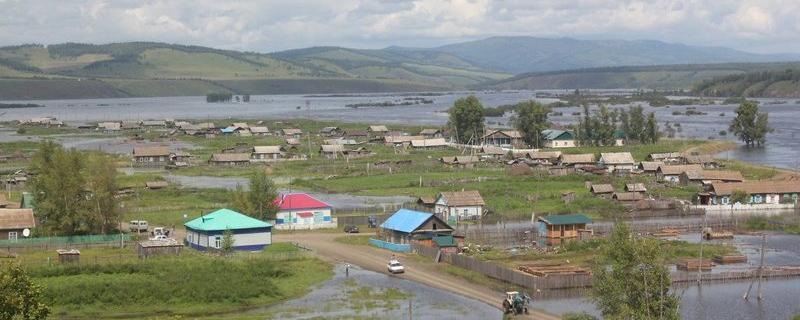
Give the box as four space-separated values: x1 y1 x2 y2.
743 234 767 300
698 213 706 283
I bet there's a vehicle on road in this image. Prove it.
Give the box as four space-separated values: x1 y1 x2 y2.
344 225 360 233
129 220 148 232
502 291 530 315
387 259 405 274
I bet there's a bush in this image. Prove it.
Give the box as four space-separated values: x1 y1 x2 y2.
563 312 599 320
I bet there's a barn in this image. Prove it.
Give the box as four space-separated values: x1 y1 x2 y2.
184 209 272 251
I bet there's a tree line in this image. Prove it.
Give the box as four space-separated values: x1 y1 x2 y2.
575 105 659 146
29 142 120 236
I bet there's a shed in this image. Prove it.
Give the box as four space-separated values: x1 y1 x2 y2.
56 249 80 263
537 214 592 239
281 128 303 137
639 161 663 173
612 192 646 202
145 181 168 189
625 183 647 193
184 209 272 251
137 239 183 258
379 209 453 244
410 138 447 149
209 153 251 166
559 153 595 167
590 184 615 198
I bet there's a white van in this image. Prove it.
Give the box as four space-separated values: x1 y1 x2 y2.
129 220 149 232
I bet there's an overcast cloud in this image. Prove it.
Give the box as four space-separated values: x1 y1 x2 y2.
0 0 798 54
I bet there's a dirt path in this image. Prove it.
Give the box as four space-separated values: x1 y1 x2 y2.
274 232 560 320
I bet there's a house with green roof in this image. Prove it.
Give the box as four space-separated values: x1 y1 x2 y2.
542 129 576 148
536 214 592 239
184 208 272 251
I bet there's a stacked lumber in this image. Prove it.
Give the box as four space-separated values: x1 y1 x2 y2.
713 255 747 264
676 258 714 271
652 228 681 237
518 263 591 277
702 228 734 240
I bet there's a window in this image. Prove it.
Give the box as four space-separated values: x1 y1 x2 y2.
433 223 438 230
8 232 17 241
188 233 193 243
215 236 221 248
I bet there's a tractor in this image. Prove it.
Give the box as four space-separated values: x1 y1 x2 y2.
502 291 530 315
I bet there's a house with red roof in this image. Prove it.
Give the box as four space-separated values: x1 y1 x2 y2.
273 193 336 230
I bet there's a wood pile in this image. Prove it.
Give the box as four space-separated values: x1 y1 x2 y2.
702 227 734 240
713 255 747 264
676 258 714 271
518 263 591 277
652 228 680 237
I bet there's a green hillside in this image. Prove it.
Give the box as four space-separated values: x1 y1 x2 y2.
0 42 506 99
693 69 800 97
485 62 800 91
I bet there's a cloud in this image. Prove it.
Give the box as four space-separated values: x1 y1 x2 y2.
0 0 798 53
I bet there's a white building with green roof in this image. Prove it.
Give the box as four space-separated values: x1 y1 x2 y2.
184 208 272 251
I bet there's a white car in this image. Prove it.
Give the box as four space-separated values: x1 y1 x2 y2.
387 259 405 274
149 235 168 241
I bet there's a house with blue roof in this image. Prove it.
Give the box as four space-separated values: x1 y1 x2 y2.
184 208 272 251
542 129 576 148
378 209 453 245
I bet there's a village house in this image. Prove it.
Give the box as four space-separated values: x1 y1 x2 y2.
590 184 615 198
378 209 453 246
20 117 62 127
285 138 301 147
625 183 647 194
319 126 342 137
251 146 284 162
440 156 480 168
132 146 170 167
685 154 720 169
249 126 270 136
656 164 703 184
697 181 800 208
319 144 345 159
142 120 167 128
344 130 369 140
121 121 142 130
222 144 253 154
0 208 35 240
525 151 562 165
420 128 444 138
209 153 251 166
417 196 436 210
646 152 684 164
613 130 626 146
342 147 372 159
434 190 485 223
170 152 193 167
542 129 577 148
558 153 595 168
482 129 524 147
281 128 303 138
479 146 507 159
184 208 272 251
367 125 389 139
410 138 447 149
598 152 636 174
537 214 591 239
639 161 663 174
324 138 358 145
384 135 424 147
679 170 744 187
98 121 121 132
613 192 646 202
273 193 335 230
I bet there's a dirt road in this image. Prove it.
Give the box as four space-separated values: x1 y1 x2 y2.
274 232 560 320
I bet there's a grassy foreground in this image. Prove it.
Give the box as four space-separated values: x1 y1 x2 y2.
22 244 332 319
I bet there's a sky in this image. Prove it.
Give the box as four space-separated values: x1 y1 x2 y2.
1 0 798 54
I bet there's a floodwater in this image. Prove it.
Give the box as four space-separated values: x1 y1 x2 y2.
2 92 798 168
255 264 501 319
534 232 800 319
164 174 413 210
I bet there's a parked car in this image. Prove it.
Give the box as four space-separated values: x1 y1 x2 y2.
129 220 148 232
149 235 168 241
387 259 405 274
151 227 170 237
344 225 360 233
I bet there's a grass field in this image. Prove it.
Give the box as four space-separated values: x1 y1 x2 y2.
19 244 332 319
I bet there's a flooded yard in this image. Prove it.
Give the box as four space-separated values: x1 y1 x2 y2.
255 264 500 319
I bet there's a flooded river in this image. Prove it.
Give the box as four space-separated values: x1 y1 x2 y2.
257 264 500 319
2 92 798 168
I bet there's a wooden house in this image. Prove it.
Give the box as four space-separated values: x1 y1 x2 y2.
420 128 444 138
121 121 142 130
410 138 447 149
685 154 720 169
542 129 576 148
319 144 346 159
249 126 270 136
379 209 453 245
367 125 389 139
319 126 342 137
482 129 524 147
132 146 170 167
98 122 121 132
252 146 284 162
699 181 800 206
184 209 272 251
639 161 663 174
525 151 562 165
590 184 615 198
559 153 595 168
613 192 646 202
142 120 167 128
647 152 683 164
384 135 423 147
657 164 703 184
209 153 251 166
342 147 372 159
479 146 507 159
281 128 303 138
434 190 485 223
0 208 35 240
440 156 480 168
598 152 635 173
680 170 744 187
537 214 591 239
625 183 647 194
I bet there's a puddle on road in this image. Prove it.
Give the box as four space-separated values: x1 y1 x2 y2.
254 264 501 319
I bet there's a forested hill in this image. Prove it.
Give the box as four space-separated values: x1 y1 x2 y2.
484 62 800 93
693 69 800 98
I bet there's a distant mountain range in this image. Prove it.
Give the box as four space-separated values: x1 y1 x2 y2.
1 37 799 99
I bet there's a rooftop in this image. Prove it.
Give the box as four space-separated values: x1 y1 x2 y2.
273 193 331 210
380 209 434 233
538 214 591 226
184 208 271 232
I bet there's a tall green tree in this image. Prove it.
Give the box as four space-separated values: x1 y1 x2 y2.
0 263 50 320
221 229 235 255
576 105 594 146
592 223 679 320
645 112 660 144
29 142 88 235
511 101 550 148
593 105 616 146
627 105 646 142
232 170 279 221
447 95 485 144
85 153 119 234
729 101 772 147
